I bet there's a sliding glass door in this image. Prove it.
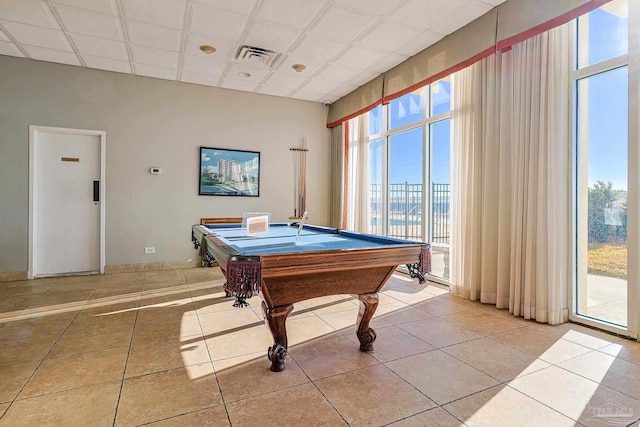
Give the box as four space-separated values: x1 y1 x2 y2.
576 67 628 327
573 0 636 334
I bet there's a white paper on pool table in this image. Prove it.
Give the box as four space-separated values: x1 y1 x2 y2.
246 215 269 235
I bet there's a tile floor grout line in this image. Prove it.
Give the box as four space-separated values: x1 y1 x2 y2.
379 405 466 427
500 382 587 425
185 279 234 426
550 355 640 404
129 403 227 427
593 345 640 367
111 284 143 427
306 373 352 426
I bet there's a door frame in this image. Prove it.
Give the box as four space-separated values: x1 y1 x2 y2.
28 125 106 279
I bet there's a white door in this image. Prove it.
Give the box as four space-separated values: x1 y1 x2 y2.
30 127 105 277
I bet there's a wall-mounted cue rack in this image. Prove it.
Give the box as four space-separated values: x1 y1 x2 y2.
290 140 309 219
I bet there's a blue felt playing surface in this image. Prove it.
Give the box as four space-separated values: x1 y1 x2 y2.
210 225 403 255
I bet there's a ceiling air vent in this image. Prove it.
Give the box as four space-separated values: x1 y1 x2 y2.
235 45 284 68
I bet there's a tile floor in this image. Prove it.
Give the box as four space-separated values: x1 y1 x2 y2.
1 267 639 426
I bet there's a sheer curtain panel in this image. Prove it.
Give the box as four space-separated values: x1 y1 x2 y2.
330 124 344 229
451 25 571 324
346 115 371 232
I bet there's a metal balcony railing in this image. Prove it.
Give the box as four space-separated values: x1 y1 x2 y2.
369 182 449 244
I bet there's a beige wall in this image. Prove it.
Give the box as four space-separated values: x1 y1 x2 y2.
0 55 330 273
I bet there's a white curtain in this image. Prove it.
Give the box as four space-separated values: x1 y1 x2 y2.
346 114 371 232
451 24 571 324
330 124 344 229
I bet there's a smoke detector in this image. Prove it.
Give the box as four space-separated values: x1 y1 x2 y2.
235 46 285 68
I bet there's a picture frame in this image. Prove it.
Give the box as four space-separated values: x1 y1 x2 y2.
199 147 260 197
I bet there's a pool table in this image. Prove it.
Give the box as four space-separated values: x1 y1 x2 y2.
191 222 430 372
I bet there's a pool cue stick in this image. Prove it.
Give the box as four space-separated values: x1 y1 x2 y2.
296 211 308 241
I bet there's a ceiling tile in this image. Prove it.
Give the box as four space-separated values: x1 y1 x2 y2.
431 1 493 35
358 23 423 53
69 32 127 60
225 64 268 83
131 45 179 68
291 89 325 102
135 63 177 80
185 33 236 59
181 54 226 76
288 35 346 62
368 52 408 73
180 70 219 86
127 21 182 51
189 4 248 41
332 46 388 70
336 0 404 16
309 6 373 43
50 0 117 15
121 0 185 29
0 0 59 29
393 29 443 57
388 0 467 30
83 54 130 73
243 21 299 53
256 0 326 29
220 77 258 92
53 4 122 40
315 64 364 82
0 40 24 57
261 70 309 89
329 82 359 97
1 21 71 50
190 0 258 16
347 70 381 87
23 45 79 65
300 77 342 94
257 84 294 97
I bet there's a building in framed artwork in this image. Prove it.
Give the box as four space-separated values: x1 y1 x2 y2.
199 147 260 196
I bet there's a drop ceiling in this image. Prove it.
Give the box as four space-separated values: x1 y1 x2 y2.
0 0 506 104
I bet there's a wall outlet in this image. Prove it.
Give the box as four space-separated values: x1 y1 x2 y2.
144 247 155 254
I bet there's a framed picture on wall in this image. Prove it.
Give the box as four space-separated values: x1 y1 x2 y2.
199 147 260 197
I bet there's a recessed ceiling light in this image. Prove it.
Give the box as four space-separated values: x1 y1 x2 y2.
238 72 251 77
292 63 306 72
199 45 216 54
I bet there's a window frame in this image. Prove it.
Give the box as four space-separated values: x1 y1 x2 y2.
570 0 638 338
367 83 453 285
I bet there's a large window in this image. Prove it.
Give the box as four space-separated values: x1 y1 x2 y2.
360 79 452 283
574 0 631 329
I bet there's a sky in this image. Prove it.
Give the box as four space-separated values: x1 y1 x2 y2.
583 6 629 191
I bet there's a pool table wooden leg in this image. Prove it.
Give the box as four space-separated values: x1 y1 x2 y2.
262 301 293 372
356 292 379 352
